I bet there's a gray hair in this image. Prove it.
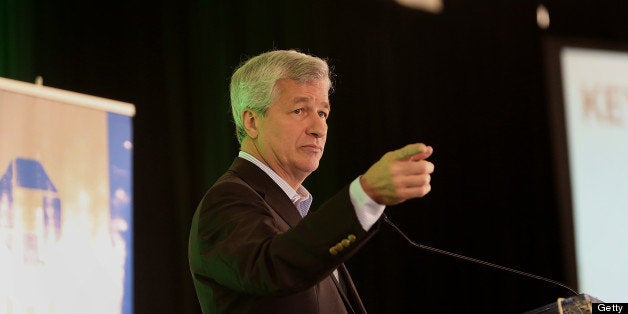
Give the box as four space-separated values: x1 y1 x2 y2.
230 50 332 144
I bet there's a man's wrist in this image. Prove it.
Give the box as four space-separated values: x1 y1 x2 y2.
350 177 386 231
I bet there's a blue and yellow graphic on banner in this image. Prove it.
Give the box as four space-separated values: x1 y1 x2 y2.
0 77 134 314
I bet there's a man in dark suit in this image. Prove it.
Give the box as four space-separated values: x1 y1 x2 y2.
189 50 434 313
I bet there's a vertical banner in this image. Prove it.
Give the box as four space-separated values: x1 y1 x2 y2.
560 47 628 302
0 77 135 314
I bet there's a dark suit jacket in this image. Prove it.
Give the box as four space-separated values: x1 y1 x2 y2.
189 157 377 313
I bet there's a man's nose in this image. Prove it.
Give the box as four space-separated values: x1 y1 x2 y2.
307 115 327 138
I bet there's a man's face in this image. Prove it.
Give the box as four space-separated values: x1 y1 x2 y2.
253 78 330 185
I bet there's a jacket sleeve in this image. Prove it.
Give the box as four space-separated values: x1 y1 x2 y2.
188 179 378 296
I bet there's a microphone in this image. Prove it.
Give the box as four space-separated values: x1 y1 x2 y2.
381 213 579 296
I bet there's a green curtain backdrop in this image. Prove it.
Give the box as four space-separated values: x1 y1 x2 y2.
0 0 34 80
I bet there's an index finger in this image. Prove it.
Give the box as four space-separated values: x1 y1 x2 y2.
394 143 427 160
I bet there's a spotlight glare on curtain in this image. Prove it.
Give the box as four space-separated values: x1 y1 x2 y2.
394 0 444 14
536 4 550 29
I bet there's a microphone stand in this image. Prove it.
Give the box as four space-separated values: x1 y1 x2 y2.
382 213 579 296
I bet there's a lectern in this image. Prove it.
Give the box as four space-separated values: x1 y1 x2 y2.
524 294 603 314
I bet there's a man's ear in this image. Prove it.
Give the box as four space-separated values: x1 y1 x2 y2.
242 109 259 139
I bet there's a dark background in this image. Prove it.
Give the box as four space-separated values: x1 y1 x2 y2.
1 0 626 313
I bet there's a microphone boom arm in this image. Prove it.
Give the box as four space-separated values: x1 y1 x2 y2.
382 213 579 296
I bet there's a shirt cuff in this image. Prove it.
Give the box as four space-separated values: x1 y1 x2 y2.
349 176 386 231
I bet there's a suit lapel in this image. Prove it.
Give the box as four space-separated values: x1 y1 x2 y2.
228 157 302 228
331 267 354 314
338 264 367 314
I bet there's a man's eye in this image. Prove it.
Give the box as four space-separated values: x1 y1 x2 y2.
293 109 302 114
318 111 328 119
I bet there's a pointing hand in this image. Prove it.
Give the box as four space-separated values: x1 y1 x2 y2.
360 143 434 205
